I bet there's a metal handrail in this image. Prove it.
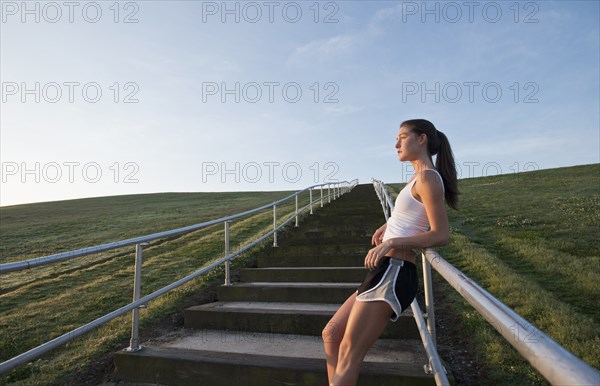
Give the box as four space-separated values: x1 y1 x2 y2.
0 179 359 375
371 178 600 386
372 178 394 221
371 178 449 386
424 248 600 385
0 180 356 274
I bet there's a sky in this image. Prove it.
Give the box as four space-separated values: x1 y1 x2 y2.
1 0 599 207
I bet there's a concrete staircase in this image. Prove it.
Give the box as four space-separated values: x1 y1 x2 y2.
113 184 444 385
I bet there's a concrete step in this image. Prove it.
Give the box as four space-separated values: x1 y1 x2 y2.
184 301 419 339
113 330 437 386
279 237 372 248
265 244 370 257
284 220 380 235
241 267 367 282
258 254 366 268
218 282 359 303
300 213 383 225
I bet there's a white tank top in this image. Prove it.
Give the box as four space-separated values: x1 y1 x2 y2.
382 169 444 241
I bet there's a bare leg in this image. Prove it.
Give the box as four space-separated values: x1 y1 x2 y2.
330 300 392 386
322 292 357 384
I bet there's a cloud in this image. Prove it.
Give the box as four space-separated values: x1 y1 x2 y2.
287 34 359 66
321 104 364 117
371 3 403 24
285 3 414 67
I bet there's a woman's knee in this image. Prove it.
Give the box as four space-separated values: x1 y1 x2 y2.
322 320 344 344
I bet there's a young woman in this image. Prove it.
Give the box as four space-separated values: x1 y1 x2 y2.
322 119 459 385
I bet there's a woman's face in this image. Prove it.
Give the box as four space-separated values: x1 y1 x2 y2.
395 126 425 162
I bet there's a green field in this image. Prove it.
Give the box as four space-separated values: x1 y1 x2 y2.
0 188 318 384
1 164 598 385
391 163 599 385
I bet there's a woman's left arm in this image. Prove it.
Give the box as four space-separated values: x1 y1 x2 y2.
364 172 449 270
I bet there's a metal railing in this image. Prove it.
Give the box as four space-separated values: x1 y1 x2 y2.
371 178 600 386
0 179 359 375
371 178 449 386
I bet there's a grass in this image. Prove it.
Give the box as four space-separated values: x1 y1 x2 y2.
391 164 599 385
445 164 599 384
2 164 598 385
0 188 322 384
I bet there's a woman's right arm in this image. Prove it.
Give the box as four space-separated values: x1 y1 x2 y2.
371 223 387 246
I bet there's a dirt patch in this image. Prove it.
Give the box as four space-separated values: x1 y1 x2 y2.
432 274 489 385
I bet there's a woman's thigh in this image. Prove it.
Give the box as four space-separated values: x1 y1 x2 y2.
341 299 392 355
323 291 357 343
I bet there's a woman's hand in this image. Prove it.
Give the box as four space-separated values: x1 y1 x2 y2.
364 240 393 271
371 224 387 246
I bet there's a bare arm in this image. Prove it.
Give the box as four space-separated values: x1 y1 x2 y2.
371 223 387 246
364 171 448 270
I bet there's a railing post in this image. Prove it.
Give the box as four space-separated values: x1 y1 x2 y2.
309 189 313 215
126 242 148 352
224 221 231 286
273 204 278 247
320 186 324 207
422 250 437 347
295 194 299 227
328 184 331 203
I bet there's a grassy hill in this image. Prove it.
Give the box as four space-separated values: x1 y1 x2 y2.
1 164 598 385
0 189 314 384
391 163 599 384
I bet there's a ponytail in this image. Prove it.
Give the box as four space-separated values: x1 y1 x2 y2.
434 130 460 210
400 119 460 210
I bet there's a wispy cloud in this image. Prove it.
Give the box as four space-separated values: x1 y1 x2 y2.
321 104 364 117
287 34 359 66
287 4 401 67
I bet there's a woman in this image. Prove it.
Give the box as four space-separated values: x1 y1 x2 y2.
322 119 459 385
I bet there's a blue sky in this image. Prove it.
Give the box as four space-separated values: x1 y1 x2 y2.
1 0 598 206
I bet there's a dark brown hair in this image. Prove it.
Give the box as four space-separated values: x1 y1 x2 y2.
401 119 460 210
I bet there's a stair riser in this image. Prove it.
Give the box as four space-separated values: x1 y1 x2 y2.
113 350 435 386
184 309 419 339
241 268 367 282
114 354 327 386
258 255 366 268
264 247 369 257
217 286 357 303
283 237 372 246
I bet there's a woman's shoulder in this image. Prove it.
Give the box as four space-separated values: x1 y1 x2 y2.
417 169 445 193
419 168 443 182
